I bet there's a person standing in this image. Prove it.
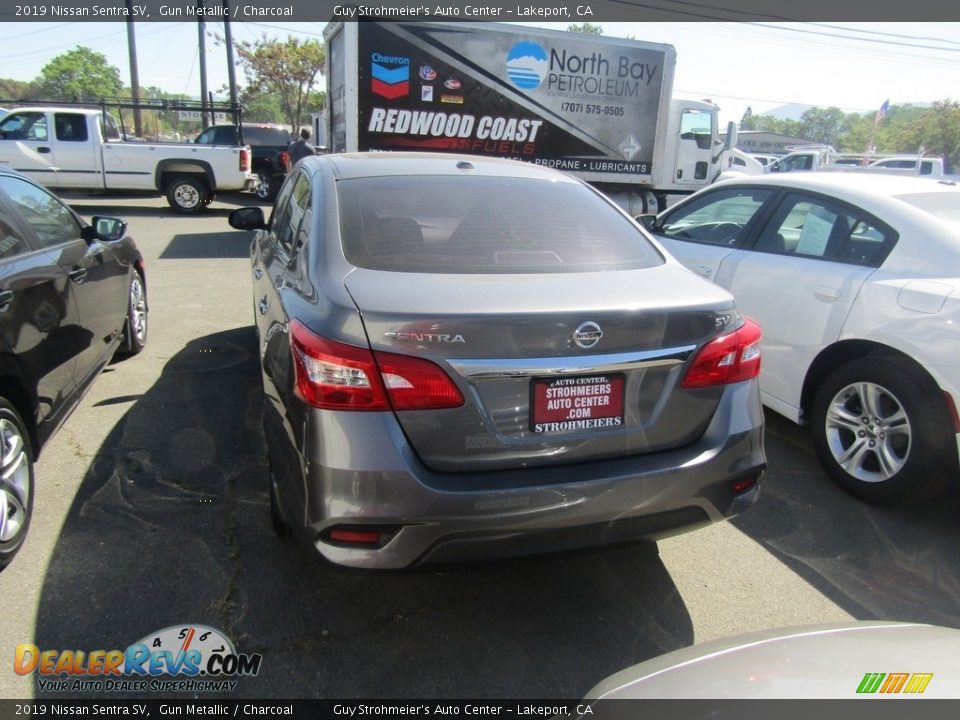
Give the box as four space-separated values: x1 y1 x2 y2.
288 128 317 168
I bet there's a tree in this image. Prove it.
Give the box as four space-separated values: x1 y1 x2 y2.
739 106 755 131
36 47 123 101
226 34 326 130
797 107 848 146
915 100 960 171
567 23 604 34
0 77 35 100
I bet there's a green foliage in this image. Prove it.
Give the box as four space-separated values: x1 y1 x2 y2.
36 47 123 102
742 100 960 170
567 23 604 34
224 34 326 130
0 77 36 101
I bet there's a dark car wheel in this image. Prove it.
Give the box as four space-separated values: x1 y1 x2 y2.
255 173 273 201
0 399 34 570
118 272 147 356
811 355 958 504
166 176 208 213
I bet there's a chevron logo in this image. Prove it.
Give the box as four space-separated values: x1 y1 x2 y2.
371 53 410 100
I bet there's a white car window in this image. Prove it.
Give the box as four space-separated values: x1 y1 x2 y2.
659 188 774 247
754 192 895 266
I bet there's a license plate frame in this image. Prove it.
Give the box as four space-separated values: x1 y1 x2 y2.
530 374 625 434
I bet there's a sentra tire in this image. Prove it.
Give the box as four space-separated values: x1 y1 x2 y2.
119 272 147 356
0 399 34 570
166 175 208 213
811 356 958 504
269 472 290 538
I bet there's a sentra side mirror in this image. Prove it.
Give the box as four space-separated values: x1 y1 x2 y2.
81 216 127 243
228 207 268 231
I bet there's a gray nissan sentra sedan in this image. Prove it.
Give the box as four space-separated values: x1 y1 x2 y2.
228 153 766 569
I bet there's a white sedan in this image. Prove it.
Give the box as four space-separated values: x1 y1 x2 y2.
642 172 960 504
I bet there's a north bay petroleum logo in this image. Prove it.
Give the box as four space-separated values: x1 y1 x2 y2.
506 41 548 90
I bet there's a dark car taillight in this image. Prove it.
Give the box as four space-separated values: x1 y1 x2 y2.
290 320 464 411
279 151 291 173
681 318 762 389
239 147 251 173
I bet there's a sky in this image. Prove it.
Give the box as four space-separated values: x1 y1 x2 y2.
2 20 959 127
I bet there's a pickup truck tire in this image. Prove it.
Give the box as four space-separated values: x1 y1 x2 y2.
255 172 275 202
0 398 34 570
166 176 209 213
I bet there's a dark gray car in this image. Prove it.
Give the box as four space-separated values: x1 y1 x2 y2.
229 153 766 569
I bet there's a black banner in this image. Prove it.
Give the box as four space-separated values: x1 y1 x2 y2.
3 700 960 720
0 0 959 23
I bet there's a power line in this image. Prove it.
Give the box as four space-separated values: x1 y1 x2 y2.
744 22 960 53
802 22 960 46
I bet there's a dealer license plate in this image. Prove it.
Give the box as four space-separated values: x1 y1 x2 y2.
530 374 625 434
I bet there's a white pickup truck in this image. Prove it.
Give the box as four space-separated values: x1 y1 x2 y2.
769 148 946 178
0 106 258 212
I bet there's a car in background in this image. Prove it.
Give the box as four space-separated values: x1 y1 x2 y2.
227 152 766 570
748 153 780 167
869 156 946 177
0 167 147 569
586 621 960 698
194 123 292 201
639 172 960 504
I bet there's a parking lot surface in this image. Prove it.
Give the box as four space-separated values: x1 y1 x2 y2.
1 193 959 699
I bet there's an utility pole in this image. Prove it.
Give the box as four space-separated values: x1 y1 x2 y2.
125 0 142 136
222 0 240 124
198 0 209 127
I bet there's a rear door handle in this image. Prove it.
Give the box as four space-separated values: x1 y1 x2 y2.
37 147 52 154
253 267 263 280
0 289 12 310
258 297 269 315
68 267 88 283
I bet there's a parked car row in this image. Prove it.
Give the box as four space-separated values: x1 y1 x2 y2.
0 167 147 569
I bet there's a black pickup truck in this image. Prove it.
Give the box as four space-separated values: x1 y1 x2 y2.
195 124 292 201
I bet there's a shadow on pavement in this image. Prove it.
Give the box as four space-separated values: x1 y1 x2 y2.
159 232 251 260
731 410 960 629
33 326 694 699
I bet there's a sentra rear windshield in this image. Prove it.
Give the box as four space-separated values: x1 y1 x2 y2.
337 175 663 274
896 191 960 224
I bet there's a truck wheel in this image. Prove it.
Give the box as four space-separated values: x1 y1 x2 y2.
166 176 208 213
0 398 34 570
255 173 273 202
811 355 958 504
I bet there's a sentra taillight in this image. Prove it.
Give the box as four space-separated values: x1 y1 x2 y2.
374 351 464 410
279 151 291 173
681 317 762 389
289 320 464 411
239 147 251 173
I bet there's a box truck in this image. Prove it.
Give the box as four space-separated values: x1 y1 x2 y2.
322 21 741 214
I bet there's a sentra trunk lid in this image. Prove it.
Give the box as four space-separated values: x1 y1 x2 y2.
346 267 737 472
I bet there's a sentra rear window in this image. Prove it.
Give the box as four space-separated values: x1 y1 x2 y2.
337 175 663 274
896 191 960 224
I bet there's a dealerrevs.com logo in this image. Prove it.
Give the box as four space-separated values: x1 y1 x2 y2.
857 672 933 694
14 624 262 693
